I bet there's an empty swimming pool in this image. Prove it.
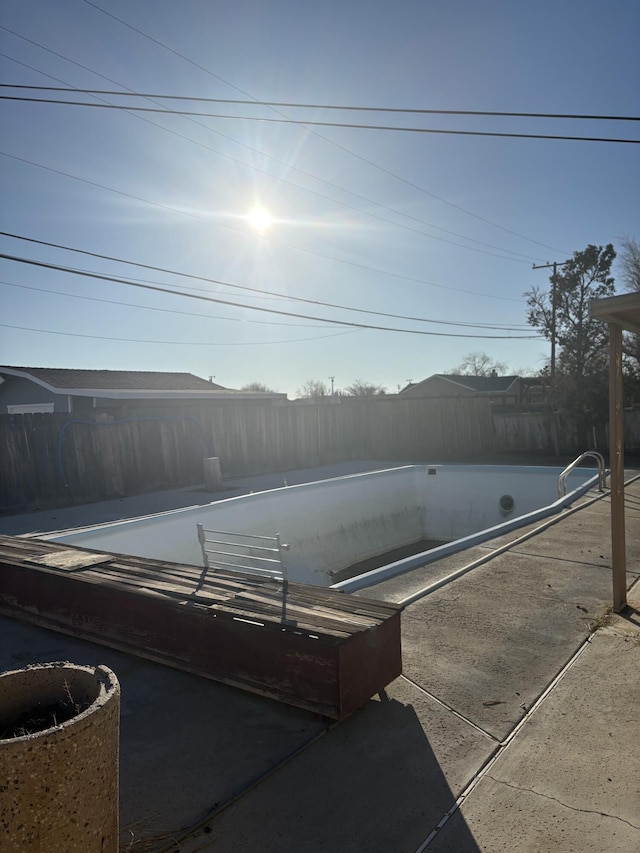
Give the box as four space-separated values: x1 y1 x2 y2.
43 464 603 589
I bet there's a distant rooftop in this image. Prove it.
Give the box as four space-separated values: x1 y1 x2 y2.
438 374 520 393
401 373 520 395
0 366 226 392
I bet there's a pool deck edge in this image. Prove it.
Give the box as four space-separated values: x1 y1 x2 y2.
1 461 639 852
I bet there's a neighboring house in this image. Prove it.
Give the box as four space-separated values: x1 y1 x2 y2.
0 367 287 414
400 373 523 405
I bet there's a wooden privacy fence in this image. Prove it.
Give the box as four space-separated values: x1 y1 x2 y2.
492 408 640 455
0 396 495 512
207 395 495 473
0 413 211 512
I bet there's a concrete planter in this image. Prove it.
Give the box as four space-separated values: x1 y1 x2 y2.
0 661 120 853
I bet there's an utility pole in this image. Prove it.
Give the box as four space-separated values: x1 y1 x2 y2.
532 261 566 381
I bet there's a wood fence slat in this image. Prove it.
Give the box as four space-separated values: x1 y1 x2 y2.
0 398 496 511
4 400 635 512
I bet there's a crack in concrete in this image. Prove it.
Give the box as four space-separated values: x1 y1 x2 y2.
485 774 640 830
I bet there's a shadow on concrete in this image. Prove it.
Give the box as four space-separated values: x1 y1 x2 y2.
198 694 482 853
0 615 481 852
620 605 640 628
427 809 486 853
0 617 325 848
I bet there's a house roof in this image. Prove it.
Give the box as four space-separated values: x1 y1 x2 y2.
0 366 226 392
0 367 287 401
402 374 520 394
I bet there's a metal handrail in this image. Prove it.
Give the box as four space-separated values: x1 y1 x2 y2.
196 524 292 623
196 524 289 582
557 451 606 498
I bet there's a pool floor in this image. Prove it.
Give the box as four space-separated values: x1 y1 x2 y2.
331 537 449 584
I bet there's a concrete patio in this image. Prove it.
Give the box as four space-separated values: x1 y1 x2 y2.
1 462 638 852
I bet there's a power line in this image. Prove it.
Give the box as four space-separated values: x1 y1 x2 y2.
4 95 637 144
0 322 357 347
70 2 599 254
0 232 531 329
1 276 529 333
0 280 331 328
0 163 526 302
4 85 638 123
0 51 543 265
0 25 566 256
0 253 542 340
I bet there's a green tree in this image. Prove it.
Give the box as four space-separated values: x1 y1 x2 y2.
343 379 386 396
526 244 616 387
525 244 616 441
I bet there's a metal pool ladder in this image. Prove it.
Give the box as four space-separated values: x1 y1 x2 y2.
557 451 606 498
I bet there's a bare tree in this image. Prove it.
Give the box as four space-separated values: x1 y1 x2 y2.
241 381 276 392
343 379 386 396
451 352 508 377
617 236 640 375
296 379 329 398
618 235 640 292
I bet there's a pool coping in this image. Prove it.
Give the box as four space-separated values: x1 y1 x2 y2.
332 469 603 593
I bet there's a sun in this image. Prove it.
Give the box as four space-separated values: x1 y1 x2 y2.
247 205 273 233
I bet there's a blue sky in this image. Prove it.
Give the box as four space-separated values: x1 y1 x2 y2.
1 0 638 396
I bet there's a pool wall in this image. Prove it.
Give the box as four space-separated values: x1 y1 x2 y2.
44 465 600 587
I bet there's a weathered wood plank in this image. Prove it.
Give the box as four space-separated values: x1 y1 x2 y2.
0 535 403 718
0 535 399 626
25 550 115 571
230 589 381 630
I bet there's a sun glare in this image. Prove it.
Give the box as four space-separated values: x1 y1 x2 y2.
247 205 273 233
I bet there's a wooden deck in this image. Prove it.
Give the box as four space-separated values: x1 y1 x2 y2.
0 535 402 719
